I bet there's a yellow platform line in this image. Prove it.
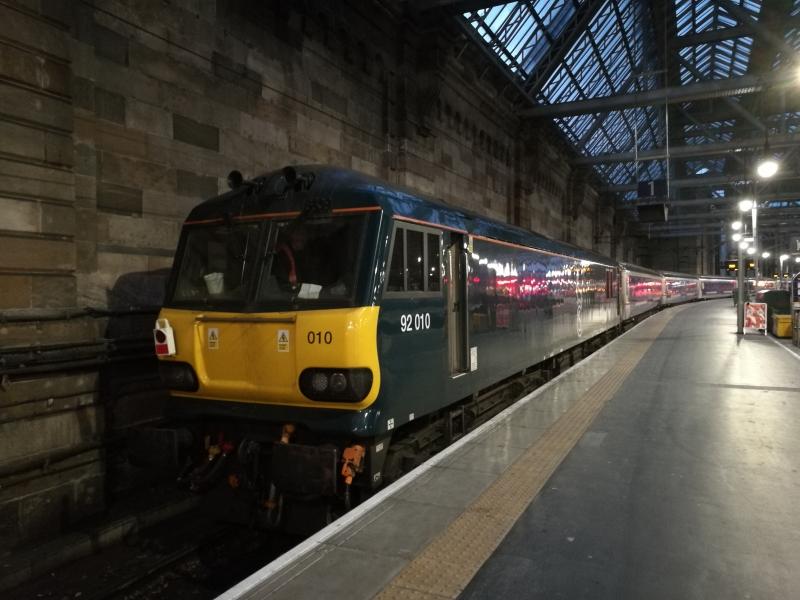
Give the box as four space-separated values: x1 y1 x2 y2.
375 307 683 600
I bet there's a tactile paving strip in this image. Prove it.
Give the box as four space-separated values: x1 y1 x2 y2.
375 307 683 600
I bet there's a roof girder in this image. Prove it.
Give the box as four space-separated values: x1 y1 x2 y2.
607 169 800 193
522 71 781 117
573 132 800 164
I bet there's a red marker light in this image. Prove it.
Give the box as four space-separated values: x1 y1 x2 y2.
153 319 176 356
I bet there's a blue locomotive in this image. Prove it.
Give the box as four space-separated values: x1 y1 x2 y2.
152 165 734 520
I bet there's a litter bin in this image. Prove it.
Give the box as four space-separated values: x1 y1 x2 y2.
756 290 790 332
773 314 793 338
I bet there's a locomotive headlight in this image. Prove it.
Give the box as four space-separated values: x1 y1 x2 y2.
311 371 329 392
299 368 373 403
348 369 372 399
329 372 347 393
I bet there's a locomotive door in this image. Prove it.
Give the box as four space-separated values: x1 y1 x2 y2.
446 233 469 374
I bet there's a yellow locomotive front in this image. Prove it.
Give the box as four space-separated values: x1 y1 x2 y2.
146 188 392 523
155 207 383 411
156 305 380 410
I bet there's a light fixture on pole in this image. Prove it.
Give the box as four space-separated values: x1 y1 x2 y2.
761 251 771 259
756 157 779 178
747 247 756 255
731 221 742 230
756 132 779 179
739 241 749 250
732 232 743 242
738 198 754 212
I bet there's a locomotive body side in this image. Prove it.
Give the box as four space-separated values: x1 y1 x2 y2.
373 211 622 439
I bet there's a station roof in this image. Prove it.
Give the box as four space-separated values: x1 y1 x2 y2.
449 0 800 240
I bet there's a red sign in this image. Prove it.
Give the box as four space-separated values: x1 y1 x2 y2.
744 302 767 333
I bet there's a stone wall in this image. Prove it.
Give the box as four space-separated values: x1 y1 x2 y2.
0 0 615 547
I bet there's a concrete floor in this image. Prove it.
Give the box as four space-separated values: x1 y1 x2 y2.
462 301 800 599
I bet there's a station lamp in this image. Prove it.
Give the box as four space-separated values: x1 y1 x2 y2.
739 241 749 250
780 253 790 277
756 134 779 179
747 247 756 255
732 232 743 242
738 198 754 212
796 257 800 263
756 157 779 179
761 251 771 259
731 221 742 230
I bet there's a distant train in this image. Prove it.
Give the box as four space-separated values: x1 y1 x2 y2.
152 165 735 523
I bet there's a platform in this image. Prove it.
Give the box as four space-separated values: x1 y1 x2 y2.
220 299 800 600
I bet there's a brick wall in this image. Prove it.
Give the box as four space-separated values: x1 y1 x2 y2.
0 0 616 547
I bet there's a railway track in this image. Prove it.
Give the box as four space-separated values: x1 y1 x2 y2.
7 509 300 600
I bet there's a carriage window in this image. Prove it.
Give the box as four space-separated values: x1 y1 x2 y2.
407 230 425 291
385 225 442 294
427 233 440 291
387 230 405 291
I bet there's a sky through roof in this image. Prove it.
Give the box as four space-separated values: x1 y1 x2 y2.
463 0 772 193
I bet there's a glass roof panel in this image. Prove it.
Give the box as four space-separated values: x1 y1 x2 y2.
678 36 754 82
462 0 776 193
767 112 800 134
540 0 661 184
686 158 726 175
675 0 760 36
464 1 581 76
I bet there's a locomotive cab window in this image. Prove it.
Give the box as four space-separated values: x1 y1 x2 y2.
386 224 441 295
258 215 367 307
172 223 262 305
167 213 369 310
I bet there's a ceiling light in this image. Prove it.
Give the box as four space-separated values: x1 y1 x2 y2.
738 199 754 211
796 257 800 263
761 251 770 259
739 241 749 250
731 221 742 230
747 247 756 255
780 254 789 261
756 157 779 179
732 232 742 242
